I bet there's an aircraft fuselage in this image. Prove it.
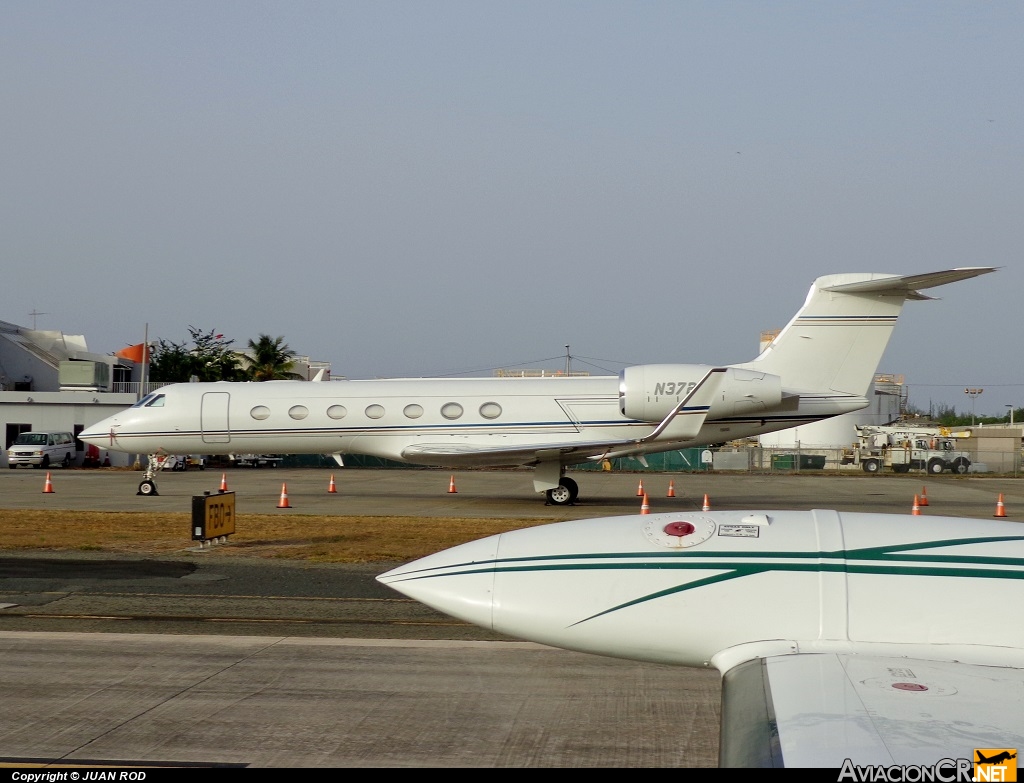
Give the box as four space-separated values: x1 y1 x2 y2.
80 376 863 467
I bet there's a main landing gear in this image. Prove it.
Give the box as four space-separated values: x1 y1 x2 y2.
545 477 579 506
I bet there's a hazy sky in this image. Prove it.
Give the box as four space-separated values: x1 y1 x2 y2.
2 2 1020 416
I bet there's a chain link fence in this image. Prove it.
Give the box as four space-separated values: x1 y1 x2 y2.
575 446 1022 477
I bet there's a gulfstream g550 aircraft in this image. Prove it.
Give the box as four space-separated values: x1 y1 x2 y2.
377 508 1024 768
80 268 994 499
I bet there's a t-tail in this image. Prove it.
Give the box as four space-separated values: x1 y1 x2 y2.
735 268 996 397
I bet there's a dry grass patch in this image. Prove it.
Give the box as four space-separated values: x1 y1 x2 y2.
0 510 555 563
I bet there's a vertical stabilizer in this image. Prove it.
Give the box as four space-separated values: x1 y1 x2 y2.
735 268 995 397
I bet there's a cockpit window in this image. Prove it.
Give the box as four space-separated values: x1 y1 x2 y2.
145 394 166 408
131 393 157 408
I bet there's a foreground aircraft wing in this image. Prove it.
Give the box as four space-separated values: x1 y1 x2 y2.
722 653 1024 768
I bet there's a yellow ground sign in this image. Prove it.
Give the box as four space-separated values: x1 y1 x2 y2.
191 491 236 541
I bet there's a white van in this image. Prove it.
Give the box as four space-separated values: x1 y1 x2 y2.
7 431 77 469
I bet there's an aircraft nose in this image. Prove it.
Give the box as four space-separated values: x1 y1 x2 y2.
79 419 115 444
376 534 500 630
78 426 102 444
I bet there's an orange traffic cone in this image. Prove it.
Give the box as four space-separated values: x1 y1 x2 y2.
42 472 54 494
636 479 645 497
328 474 338 493
918 486 929 506
702 493 711 512
220 473 228 492
277 483 292 508
994 493 1007 518
640 493 650 514
912 495 921 515
448 475 458 494
667 480 676 498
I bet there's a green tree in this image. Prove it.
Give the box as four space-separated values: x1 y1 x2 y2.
148 327 247 383
246 334 302 381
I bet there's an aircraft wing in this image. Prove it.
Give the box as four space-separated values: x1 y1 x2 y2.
400 439 638 467
722 652 1024 768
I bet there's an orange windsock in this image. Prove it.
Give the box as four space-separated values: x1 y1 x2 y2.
115 343 150 363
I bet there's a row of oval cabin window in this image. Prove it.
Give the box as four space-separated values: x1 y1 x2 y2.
250 402 503 421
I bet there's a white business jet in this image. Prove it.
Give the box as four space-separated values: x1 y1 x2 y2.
377 508 1024 769
80 267 994 500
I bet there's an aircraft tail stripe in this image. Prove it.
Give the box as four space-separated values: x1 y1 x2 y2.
794 317 898 325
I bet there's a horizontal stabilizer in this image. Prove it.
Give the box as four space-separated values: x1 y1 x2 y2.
820 267 997 300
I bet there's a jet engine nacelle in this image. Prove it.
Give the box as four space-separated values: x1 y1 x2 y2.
619 364 783 422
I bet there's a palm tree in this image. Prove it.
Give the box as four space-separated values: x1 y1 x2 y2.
246 334 303 381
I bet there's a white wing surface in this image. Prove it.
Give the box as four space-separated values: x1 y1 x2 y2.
721 653 1024 768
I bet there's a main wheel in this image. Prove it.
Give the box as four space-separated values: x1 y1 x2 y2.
927 459 945 474
137 479 158 496
546 478 579 506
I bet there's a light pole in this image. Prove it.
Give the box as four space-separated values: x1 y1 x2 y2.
965 388 983 426
1007 405 1015 427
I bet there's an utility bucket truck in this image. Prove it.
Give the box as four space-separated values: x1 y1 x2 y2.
841 425 972 475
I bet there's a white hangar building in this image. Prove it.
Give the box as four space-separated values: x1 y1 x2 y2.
0 320 141 467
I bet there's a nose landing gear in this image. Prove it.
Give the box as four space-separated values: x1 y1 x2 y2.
136 453 168 496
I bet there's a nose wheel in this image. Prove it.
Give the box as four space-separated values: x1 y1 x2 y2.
137 479 158 496
545 477 579 506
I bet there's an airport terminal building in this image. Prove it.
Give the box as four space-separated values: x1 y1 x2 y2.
0 320 141 467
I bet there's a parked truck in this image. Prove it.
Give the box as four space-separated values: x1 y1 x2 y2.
230 454 284 468
841 426 972 475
